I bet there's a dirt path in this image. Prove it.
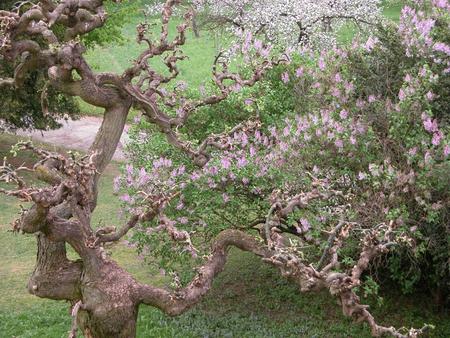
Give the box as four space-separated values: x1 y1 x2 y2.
14 116 130 161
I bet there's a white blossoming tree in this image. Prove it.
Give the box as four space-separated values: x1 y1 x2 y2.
147 0 383 47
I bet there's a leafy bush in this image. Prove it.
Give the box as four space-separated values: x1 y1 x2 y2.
123 0 449 310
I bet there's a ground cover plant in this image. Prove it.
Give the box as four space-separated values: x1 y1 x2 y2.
0 0 449 337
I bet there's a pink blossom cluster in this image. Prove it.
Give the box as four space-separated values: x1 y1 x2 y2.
399 2 450 72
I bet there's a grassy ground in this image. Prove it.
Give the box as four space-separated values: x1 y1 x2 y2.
0 133 449 337
79 15 220 117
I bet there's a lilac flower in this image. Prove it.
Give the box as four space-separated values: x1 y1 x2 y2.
364 36 378 52
231 83 242 92
432 131 443 146
120 194 132 203
190 172 201 181
423 117 438 133
318 57 326 71
335 73 342 83
434 0 448 9
280 142 288 152
241 133 248 146
222 193 230 203
444 144 450 157
242 177 250 185
419 67 427 77
339 109 348 119
244 98 254 105
408 147 418 156
358 172 366 180
138 167 150 186
126 164 133 175
209 166 219 176
368 95 376 103
331 87 341 98
300 218 310 232
221 157 231 169
398 89 406 101
208 178 217 189
335 139 344 148
178 217 189 225
177 80 188 91
344 81 354 93
355 123 367 134
176 201 184 210
133 115 142 123
425 91 435 101
255 130 261 140
237 156 248 168
295 67 304 77
281 72 290 84
260 46 271 58
269 126 278 137
254 39 263 50
178 165 185 175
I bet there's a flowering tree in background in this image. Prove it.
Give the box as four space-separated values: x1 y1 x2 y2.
0 0 449 337
147 0 382 47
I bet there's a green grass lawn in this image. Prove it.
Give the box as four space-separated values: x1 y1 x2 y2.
79 14 220 117
0 133 449 337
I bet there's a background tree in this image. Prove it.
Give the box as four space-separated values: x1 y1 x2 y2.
0 1 447 337
146 0 383 47
0 0 132 130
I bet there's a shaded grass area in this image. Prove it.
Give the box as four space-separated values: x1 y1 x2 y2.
1 134 449 337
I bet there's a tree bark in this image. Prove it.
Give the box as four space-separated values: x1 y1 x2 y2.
28 234 82 301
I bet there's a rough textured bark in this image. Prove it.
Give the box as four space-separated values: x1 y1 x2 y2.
28 234 82 301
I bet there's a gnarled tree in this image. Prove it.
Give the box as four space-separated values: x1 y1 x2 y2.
0 0 447 337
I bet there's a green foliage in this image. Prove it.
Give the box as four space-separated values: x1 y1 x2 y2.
0 0 135 130
81 0 138 48
0 61 78 130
